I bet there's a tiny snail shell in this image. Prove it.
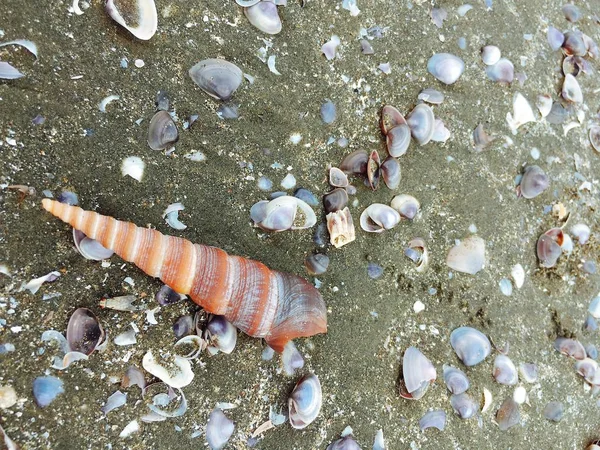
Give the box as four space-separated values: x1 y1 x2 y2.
304 253 330 276
189 59 243 101
386 123 411 157
360 204 400 233
206 408 235 450
147 110 179 151
450 392 478 419
244 1 282 35
427 53 465 85
323 188 349 213
450 326 491 366
288 374 322 429
406 104 435 145
380 105 406 135
66 308 105 356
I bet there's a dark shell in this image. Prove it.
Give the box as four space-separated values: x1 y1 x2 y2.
148 110 179 151
304 253 330 276
381 156 401 189
380 105 407 135
562 31 587 56
323 188 349 213
340 151 368 175
66 308 104 355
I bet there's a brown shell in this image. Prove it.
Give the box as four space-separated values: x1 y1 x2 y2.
41 199 327 352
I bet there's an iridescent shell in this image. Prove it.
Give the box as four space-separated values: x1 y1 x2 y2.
450 326 491 366
427 53 465 85
189 59 243 101
244 1 282 34
288 374 322 429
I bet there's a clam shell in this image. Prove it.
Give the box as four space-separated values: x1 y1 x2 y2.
589 126 600 153
405 237 429 272
506 93 536 134
329 167 348 188
450 393 478 419
403 346 436 397
326 207 356 248
148 110 179 151
473 123 494 152
554 337 586 360
562 4 581 22
73 229 114 260
205 315 237 354
288 374 322 429
544 401 564 422
386 123 411 157
562 73 583 103
427 53 465 85
340 150 368 174
406 104 435 145
321 99 337 124
493 355 518 385
380 105 406 135
304 253 330 276
547 26 565 51
143 382 187 418
446 236 486 274
481 45 501 65
485 58 514 83
519 165 549 199
443 364 470 395
419 410 446 431
536 94 552 118
390 194 420 220
380 156 401 189
105 0 157 41
367 150 381 189
33 376 64 408
66 307 105 355
251 196 316 231
189 59 243 101
282 341 305 376
142 350 194 388
206 408 235 450
244 1 282 34
323 188 349 213
417 88 444 105
360 203 400 233
563 31 586 56
450 326 491 366
431 118 450 143
326 436 361 450
155 284 186 306
537 228 563 268
496 398 520 431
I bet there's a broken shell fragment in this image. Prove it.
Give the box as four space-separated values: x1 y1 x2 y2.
143 382 188 418
390 194 420 220
450 393 478 419
155 284 186 306
544 401 564 422
400 346 436 400
506 93 536 134
446 236 485 275
141 350 194 388
340 150 368 175
326 435 361 450
493 355 518 385
511 264 525 289
321 100 337 124
380 105 406 135
405 237 429 272
326 207 355 248
105 0 158 40
147 110 178 151
562 73 583 103
563 31 586 56
321 35 340 60
590 126 600 153
547 26 565 51
360 204 400 233
519 165 549 199
244 1 282 35
443 365 470 395
554 337 586 360
251 196 316 231
431 119 450 143
367 150 381 189
473 123 494 152
481 45 501 66
536 94 552 118
288 373 322 429
329 167 348 188
386 123 411 157
496 398 520 431
101 390 127 414
427 53 465 85
406 104 435 145
73 229 114 261
380 156 401 189
419 410 446 431
450 326 491 366
323 188 349 213
33 376 64 408
417 88 444 105
174 335 205 359
66 308 105 356
537 228 564 268
206 408 235 450
485 58 514 83
205 315 237 354
571 223 590 245
189 59 243 101
305 253 329 276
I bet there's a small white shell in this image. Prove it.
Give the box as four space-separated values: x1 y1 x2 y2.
390 194 420 220
493 355 518 385
244 1 282 35
105 0 157 41
536 94 552 118
481 45 501 65
121 156 145 182
511 264 525 289
562 74 583 103
360 204 401 233
206 408 235 450
427 53 465 85
142 350 194 388
446 236 486 274
506 93 536 135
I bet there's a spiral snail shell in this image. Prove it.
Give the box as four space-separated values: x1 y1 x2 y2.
41 199 327 352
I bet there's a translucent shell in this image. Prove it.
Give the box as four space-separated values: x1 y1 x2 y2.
206 408 235 450
481 45 501 65
419 410 446 431
380 105 406 135
427 53 465 85
547 26 565 51
148 110 179 151
205 315 237 354
562 73 583 103
399 346 436 400
417 88 444 105
537 228 564 268
563 31 587 56
105 0 158 41
390 194 420 220
66 308 105 355
251 196 316 231
360 204 400 233
496 398 520 431
446 236 486 275
493 354 518 385
189 59 243 101
554 337 586 360
450 326 491 366
406 104 435 145
33 376 64 408
519 165 549 199
73 229 114 260
450 392 478 419
288 374 322 429
244 2 282 35
485 58 514 83
443 364 470 394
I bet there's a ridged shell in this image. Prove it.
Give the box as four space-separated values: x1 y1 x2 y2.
288 374 322 429
327 207 356 248
386 123 411 157
402 346 436 398
189 59 243 101
244 1 282 35
41 199 327 352
450 326 491 366
406 104 435 145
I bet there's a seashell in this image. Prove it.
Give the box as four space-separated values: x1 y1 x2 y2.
280 173 296 190
321 100 337 124
380 156 401 190
430 7 448 28
189 59 243 101
205 315 237 354
244 1 282 34
562 4 581 22
472 123 494 152
360 204 400 233
513 386 527 405
575 358 600 384
172 314 194 338
481 387 493 413
427 53 465 85
546 101 569 124
119 420 140 437
73 229 114 261
500 278 514 296
173 334 204 359
121 156 145 181
66 308 105 355
33 376 64 408
485 58 514 83
419 410 446 431
105 0 157 41
155 284 186 306
380 105 406 135
288 374 322 429
360 39 374 55
282 340 305 376
544 401 564 422
0 61 24 80
547 26 565 51
570 223 590 245
493 355 518 385
122 365 146 390
519 165 549 199
554 337 586 360
404 237 429 272
236 0 261 6
321 35 340 60
329 167 349 188
536 94 552 118
496 397 520 431
304 253 329 276
589 296 600 319
562 31 586 56
386 124 411 157
294 188 319 206
114 326 137 346
450 326 491 366
147 110 178 151
251 196 316 231
340 150 368 175
450 393 478 419
431 119 451 143
326 435 361 450
390 194 420 220
206 408 235 450
101 390 127 414
443 364 470 395
506 93 536 134
537 228 564 268
446 236 486 275
400 346 436 400
481 45 501 65
590 126 600 153
372 429 385 450
585 316 598 332
323 188 349 213
406 104 435 145
0 385 17 409
57 191 79 206
511 264 525 289
562 55 588 77
562 73 583 103
143 382 187 418
327 207 356 248
417 88 445 105
142 350 194 388
587 344 599 360
367 150 381 189
367 262 384 280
